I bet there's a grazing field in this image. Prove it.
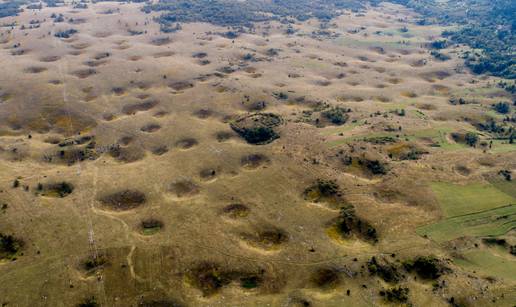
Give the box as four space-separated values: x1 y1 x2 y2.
417 204 516 242
454 249 516 281
430 182 515 217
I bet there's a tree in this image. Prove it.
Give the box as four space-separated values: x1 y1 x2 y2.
465 132 478 147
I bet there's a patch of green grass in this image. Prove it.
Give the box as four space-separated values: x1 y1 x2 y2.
326 126 466 150
488 140 516 153
411 109 428 120
489 179 516 198
454 249 516 281
333 36 416 49
326 131 394 147
430 182 515 217
416 204 516 242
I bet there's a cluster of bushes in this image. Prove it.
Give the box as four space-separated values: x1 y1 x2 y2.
492 102 511 114
144 0 371 30
321 107 350 125
367 256 401 283
403 256 450 280
54 28 77 38
379 287 409 303
335 206 378 243
0 233 23 260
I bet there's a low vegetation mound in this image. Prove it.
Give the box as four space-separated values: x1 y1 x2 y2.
82 254 108 272
379 287 409 303
175 138 198 149
140 219 163 235
310 267 341 289
0 233 23 260
122 99 158 115
230 113 282 145
222 204 250 218
367 257 402 283
98 190 146 211
303 179 346 208
169 180 199 198
187 262 266 296
138 299 184 307
320 107 350 126
332 207 378 243
240 153 270 169
403 256 450 280
241 227 288 250
36 182 74 198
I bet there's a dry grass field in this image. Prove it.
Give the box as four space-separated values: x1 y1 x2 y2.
0 1 514 306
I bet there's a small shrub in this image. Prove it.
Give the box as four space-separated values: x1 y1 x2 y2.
379 287 409 303
464 132 478 147
403 256 449 280
77 296 98 307
0 233 23 260
492 102 510 114
321 107 349 125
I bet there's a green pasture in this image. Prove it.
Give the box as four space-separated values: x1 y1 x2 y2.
416 204 516 242
454 249 516 281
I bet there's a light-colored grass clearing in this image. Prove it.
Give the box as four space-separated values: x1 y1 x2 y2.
416 204 516 242
320 120 363 136
430 182 515 218
454 249 516 281
290 58 330 70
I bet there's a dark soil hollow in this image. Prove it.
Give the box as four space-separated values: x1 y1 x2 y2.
258 229 288 246
109 145 146 163
243 227 289 250
40 55 61 62
240 153 270 169
72 68 96 79
0 233 23 260
199 168 217 180
169 81 194 91
169 180 199 198
122 99 159 115
151 145 169 156
112 87 126 96
193 108 213 119
141 123 161 133
38 182 74 198
222 203 250 218
153 51 175 58
187 262 232 296
24 66 47 73
140 218 163 235
151 37 171 46
98 190 146 211
175 138 198 149
139 299 183 307
311 267 341 289
82 254 108 272
215 131 234 142
118 136 134 146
